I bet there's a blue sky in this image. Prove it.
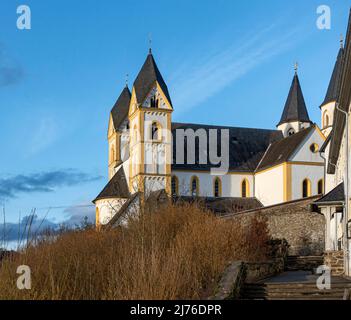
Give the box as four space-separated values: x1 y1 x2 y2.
0 0 350 228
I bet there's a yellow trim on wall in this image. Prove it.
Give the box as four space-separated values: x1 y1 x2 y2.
171 175 179 196
283 163 292 202
95 207 100 230
315 125 326 141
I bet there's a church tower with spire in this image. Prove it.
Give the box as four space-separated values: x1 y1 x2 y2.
320 38 345 137
277 65 312 137
107 85 131 180
128 50 173 195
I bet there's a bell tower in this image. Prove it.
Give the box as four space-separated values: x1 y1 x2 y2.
108 85 131 180
128 50 173 196
320 38 344 137
277 64 312 138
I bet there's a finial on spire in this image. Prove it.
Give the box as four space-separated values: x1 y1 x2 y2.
125 73 129 87
148 33 152 54
294 62 298 74
340 34 344 48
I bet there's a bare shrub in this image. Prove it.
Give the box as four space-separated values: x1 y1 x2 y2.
0 203 270 300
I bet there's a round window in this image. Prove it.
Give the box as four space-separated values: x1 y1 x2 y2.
310 143 319 153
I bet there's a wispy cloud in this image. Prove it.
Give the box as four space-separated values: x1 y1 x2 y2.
0 169 102 201
169 25 302 113
0 44 24 87
27 117 59 155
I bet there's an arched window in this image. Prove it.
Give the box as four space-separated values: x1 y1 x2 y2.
191 176 199 197
287 128 295 136
171 176 179 196
323 110 329 128
150 96 159 108
302 179 311 198
214 177 222 198
318 179 324 195
151 122 161 141
241 179 249 198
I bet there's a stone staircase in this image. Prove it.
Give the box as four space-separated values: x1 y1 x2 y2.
286 255 324 271
241 278 351 300
240 256 351 300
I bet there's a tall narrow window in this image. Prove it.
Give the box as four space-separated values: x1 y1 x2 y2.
151 122 159 141
302 179 311 198
214 178 221 198
191 176 199 197
241 179 249 198
150 96 159 108
323 110 329 128
318 179 324 195
171 176 179 196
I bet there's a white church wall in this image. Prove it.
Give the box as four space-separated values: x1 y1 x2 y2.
172 171 253 198
289 129 325 163
255 165 284 206
144 112 168 140
290 164 324 199
320 101 335 137
96 198 128 225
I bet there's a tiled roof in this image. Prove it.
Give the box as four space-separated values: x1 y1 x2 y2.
314 183 344 204
173 196 263 214
110 86 131 130
93 167 130 202
320 47 344 107
328 10 351 174
171 122 283 172
133 52 172 106
256 126 314 172
277 73 311 126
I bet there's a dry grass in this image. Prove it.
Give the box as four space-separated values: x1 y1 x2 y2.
0 203 270 300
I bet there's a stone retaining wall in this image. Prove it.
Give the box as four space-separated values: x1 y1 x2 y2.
324 250 344 276
224 196 325 256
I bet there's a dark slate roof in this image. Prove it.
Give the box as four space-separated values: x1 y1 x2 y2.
110 86 131 130
315 183 344 204
171 122 283 172
320 47 345 107
133 52 172 106
93 167 130 202
173 196 263 214
256 126 314 172
277 73 311 126
328 10 351 174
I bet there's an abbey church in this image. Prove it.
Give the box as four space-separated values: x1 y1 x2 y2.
93 36 344 227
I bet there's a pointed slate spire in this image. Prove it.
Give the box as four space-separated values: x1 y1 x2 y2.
110 86 131 130
320 45 344 107
277 72 311 126
133 52 172 107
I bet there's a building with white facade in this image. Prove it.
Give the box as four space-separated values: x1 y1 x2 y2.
315 10 351 277
93 46 327 228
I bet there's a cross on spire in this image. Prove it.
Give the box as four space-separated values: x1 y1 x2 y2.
125 73 129 87
148 33 152 54
294 62 299 74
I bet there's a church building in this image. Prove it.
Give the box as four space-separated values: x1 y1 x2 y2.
93 49 327 227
